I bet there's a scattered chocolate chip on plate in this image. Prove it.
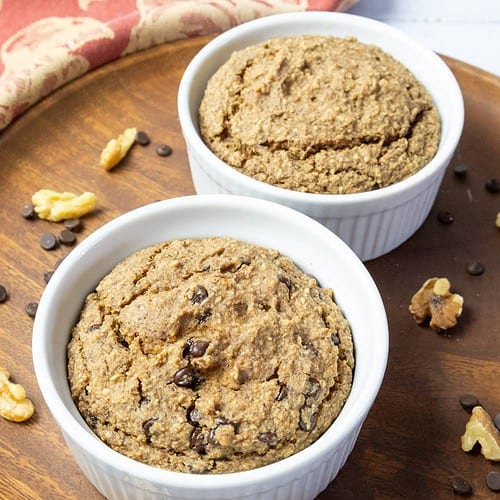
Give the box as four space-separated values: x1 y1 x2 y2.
63 218 81 232
453 164 468 178
486 471 500 492
437 210 454 224
494 413 500 432
485 178 500 194
25 302 38 318
21 203 37 219
460 394 479 412
59 229 76 246
156 143 172 157
466 261 485 276
451 476 472 496
39 232 58 250
0 285 8 303
136 130 151 146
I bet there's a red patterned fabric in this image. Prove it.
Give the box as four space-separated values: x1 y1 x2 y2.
0 0 356 130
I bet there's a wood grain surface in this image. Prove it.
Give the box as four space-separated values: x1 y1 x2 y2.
0 35 499 500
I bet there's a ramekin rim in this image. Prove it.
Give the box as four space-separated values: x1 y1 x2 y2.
32 195 388 490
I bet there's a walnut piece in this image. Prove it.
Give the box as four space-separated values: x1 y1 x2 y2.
409 277 463 331
0 366 35 422
496 212 500 228
461 406 500 461
32 189 97 222
100 127 137 170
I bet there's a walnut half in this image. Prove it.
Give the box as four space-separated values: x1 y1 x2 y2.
409 277 463 331
461 406 500 461
100 127 137 170
32 189 97 222
0 366 35 422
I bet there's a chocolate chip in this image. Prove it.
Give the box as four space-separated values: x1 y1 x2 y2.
460 394 479 413
63 218 81 232
43 271 54 284
187 407 200 425
437 211 454 224
485 178 500 194
174 367 197 388
494 413 500 431
299 410 317 432
156 144 172 157
191 285 208 304
451 476 472 496
142 418 158 444
87 414 98 428
188 339 209 358
58 229 76 246
136 130 151 146
486 471 500 492
22 204 37 219
453 164 468 178
466 261 484 276
190 427 206 453
276 383 288 401
258 431 278 447
305 377 321 399
278 274 292 291
197 310 212 324
0 285 8 303
39 232 57 250
331 333 340 346
25 302 38 318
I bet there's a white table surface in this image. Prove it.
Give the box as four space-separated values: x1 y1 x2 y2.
347 0 500 76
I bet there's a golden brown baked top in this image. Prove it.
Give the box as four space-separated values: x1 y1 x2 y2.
199 35 441 194
67 237 354 473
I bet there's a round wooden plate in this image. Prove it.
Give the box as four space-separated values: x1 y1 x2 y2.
0 35 498 499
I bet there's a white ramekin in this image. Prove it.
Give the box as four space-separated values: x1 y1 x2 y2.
32 195 388 500
177 12 464 261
